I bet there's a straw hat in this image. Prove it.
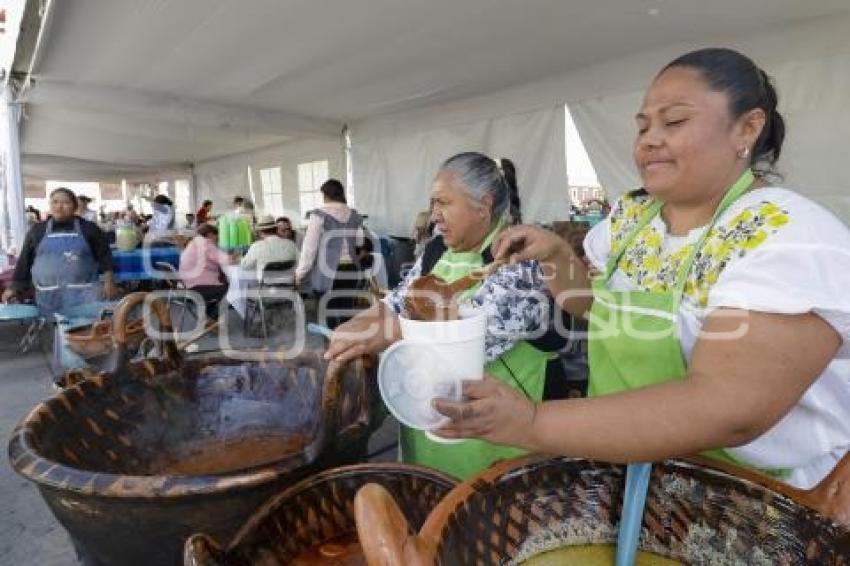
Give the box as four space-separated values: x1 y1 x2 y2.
255 215 277 230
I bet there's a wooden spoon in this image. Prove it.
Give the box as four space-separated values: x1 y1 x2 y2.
403 257 514 321
355 483 434 566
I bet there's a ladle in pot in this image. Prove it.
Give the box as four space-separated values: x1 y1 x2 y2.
404 238 525 321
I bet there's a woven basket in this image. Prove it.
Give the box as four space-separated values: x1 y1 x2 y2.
65 317 145 358
9 292 383 566
355 455 850 565
184 463 456 565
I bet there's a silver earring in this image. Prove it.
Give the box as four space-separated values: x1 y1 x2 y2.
738 146 750 159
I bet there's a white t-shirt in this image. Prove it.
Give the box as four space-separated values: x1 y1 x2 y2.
240 235 298 273
584 186 850 489
150 203 175 232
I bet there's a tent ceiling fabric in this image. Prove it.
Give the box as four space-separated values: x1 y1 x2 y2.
352 105 567 236
566 19 850 223
22 154 192 184
16 0 850 180
31 0 850 120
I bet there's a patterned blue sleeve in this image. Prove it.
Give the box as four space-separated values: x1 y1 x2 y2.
469 259 549 361
382 257 423 314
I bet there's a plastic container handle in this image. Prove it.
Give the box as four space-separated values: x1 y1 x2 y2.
307 323 333 340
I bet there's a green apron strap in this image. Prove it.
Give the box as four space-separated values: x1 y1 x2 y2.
603 200 664 282
670 169 754 303
478 219 504 253
432 220 505 299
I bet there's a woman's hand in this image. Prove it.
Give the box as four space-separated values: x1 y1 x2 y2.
493 225 572 264
1 288 17 303
324 305 401 366
493 225 593 318
432 376 538 448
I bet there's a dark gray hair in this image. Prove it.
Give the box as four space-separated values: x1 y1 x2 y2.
439 152 520 223
662 48 785 175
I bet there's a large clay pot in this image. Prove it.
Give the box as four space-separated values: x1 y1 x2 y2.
355 455 850 565
8 293 380 566
184 463 457 565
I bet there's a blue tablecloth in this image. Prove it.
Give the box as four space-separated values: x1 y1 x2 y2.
112 246 181 282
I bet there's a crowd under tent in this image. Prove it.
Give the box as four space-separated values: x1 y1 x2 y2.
2 0 850 250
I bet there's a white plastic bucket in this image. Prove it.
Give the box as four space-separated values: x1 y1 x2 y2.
381 309 486 443
398 310 486 374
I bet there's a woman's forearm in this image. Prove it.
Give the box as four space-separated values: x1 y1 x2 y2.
527 379 759 462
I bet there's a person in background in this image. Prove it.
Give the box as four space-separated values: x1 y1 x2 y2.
242 198 257 224
275 216 302 248
77 195 98 222
2 187 118 315
178 224 230 321
241 215 298 273
141 194 176 240
501 158 522 225
124 205 140 225
412 209 433 257
25 206 41 232
26 205 42 222
196 200 213 225
100 211 120 246
230 196 251 222
296 179 366 328
183 213 196 229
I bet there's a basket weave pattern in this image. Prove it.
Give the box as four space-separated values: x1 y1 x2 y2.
190 464 456 565
434 458 850 565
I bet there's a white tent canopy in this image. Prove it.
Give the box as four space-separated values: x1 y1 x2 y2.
352 10 850 232
3 0 850 242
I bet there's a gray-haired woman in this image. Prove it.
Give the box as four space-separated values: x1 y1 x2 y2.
326 151 549 480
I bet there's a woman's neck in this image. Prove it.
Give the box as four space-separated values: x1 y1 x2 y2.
660 168 754 236
660 196 723 236
454 220 498 252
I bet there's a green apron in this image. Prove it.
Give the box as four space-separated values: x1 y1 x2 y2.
400 223 549 480
588 169 789 478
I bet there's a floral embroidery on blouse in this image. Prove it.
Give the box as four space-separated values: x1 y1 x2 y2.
610 193 791 307
383 257 548 361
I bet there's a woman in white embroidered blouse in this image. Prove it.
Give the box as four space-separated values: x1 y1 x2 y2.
432 48 850 490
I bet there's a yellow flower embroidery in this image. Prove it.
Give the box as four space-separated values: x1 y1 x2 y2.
643 255 661 271
760 203 781 216
742 230 768 250
734 209 754 223
767 214 789 228
644 231 663 248
611 197 790 307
